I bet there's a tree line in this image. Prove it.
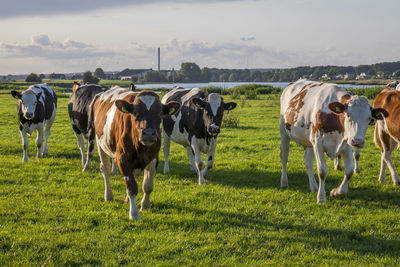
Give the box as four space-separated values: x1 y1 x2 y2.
24 61 400 83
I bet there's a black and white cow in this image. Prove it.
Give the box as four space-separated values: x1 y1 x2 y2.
162 88 237 184
68 82 105 171
11 84 57 162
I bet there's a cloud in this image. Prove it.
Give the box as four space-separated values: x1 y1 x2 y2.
0 35 388 74
0 0 258 20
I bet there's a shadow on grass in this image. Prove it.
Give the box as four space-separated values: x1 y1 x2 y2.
160 160 400 205
154 200 400 258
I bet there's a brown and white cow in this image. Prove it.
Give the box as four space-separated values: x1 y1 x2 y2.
373 87 400 186
89 87 180 220
280 79 387 202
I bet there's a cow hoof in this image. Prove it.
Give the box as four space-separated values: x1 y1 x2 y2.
199 179 206 185
317 198 326 203
22 158 28 163
310 186 318 193
354 168 360 174
105 191 113 201
82 166 90 172
129 213 140 221
330 188 342 197
140 200 151 211
163 167 170 174
378 178 386 184
393 181 400 186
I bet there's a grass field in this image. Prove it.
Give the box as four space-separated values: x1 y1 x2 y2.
1 91 400 265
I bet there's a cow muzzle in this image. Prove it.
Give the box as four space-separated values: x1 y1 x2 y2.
140 128 157 145
350 138 365 148
24 112 34 120
208 123 220 136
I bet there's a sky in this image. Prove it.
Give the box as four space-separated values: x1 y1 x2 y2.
0 0 399 74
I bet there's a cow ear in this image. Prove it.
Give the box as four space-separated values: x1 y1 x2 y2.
162 101 181 117
115 100 134 114
328 102 347 114
372 108 389 120
36 92 42 100
224 102 237 111
11 90 22 99
192 98 205 109
130 83 136 91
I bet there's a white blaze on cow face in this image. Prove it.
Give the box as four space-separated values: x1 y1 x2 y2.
21 91 38 119
208 93 222 116
139 95 156 110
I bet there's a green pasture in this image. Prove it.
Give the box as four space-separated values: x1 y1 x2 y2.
1 91 400 265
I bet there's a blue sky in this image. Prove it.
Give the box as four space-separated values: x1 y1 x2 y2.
0 0 399 74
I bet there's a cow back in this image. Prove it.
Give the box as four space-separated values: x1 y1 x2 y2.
162 88 209 140
68 84 104 135
373 88 400 138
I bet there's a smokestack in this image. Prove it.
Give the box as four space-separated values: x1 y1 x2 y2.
158 47 160 72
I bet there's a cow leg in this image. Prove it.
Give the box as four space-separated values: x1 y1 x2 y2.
382 142 400 186
42 118 54 157
378 151 387 184
111 161 119 175
191 137 205 185
117 155 140 221
201 138 217 178
83 129 96 172
141 159 157 211
163 130 171 174
330 145 354 197
313 137 328 202
35 123 44 158
334 155 343 171
353 148 360 174
185 146 197 174
75 133 87 168
97 142 113 201
304 147 318 192
375 123 399 186
280 117 290 189
20 127 29 163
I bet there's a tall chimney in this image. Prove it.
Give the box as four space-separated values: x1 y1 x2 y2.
158 47 160 72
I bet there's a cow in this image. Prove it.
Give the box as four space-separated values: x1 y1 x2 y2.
373 86 400 186
89 87 180 220
161 88 237 184
11 84 57 162
68 82 105 171
280 79 387 202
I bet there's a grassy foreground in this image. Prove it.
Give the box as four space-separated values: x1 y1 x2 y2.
1 92 400 265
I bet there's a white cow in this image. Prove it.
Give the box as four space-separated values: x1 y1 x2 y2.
280 79 387 202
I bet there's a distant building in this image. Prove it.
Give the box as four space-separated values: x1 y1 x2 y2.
321 74 330 80
355 72 368 80
118 68 153 78
344 72 355 80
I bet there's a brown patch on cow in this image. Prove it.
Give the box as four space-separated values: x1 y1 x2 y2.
312 110 344 137
340 94 351 105
319 82 324 86
284 88 309 130
373 89 400 144
309 83 320 88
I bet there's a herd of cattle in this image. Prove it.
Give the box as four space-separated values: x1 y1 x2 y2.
8 79 400 220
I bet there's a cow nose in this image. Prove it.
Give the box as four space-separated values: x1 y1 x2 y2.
351 138 364 147
142 128 156 137
25 112 33 119
209 124 220 133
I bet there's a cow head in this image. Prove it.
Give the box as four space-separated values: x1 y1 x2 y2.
328 95 388 148
115 91 180 146
11 89 42 120
192 93 237 137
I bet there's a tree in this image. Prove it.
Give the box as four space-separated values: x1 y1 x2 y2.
82 71 99 84
179 62 202 82
228 73 237 82
94 67 106 79
25 73 42 83
131 75 138 82
39 74 45 79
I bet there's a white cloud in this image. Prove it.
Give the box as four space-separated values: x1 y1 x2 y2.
0 35 395 74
